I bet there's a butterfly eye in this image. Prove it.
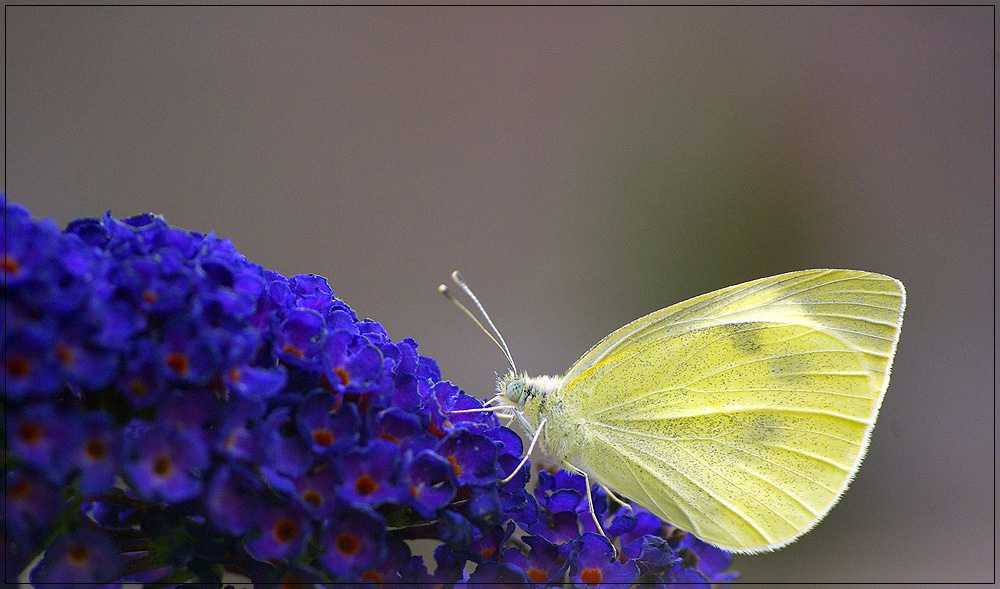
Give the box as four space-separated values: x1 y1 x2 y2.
505 380 525 403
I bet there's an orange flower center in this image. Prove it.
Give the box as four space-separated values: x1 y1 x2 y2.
2 254 20 274
354 475 377 496
580 567 603 586
6 355 30 377
274 518 298 542
282 345 304 359
152 455 172 476
446 455 461 477
312 429 334 447
85 438 107 460
67 544 90 564
17 421 42 444
164 352 189 376
336 533 360 556
302 489 322 508
361 570 383 583
527 568 548 583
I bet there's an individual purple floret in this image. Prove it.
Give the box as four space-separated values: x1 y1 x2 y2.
123 421 211 503
569 533 640 587
403 449 457 518
7 402 81 483
28 528 123 587
318 506 387 578
244 502 310 563
204 463 264 535
74 411 121 497
336 439 403 507
503 534 574 585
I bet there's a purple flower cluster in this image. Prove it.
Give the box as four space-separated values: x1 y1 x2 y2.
3 197 737 587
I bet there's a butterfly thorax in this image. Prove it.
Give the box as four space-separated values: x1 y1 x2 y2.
496 371 583 464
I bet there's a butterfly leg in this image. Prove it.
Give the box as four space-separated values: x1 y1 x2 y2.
500 416 546 484
445 402 514 424
601 484 633 515
581 469 619 562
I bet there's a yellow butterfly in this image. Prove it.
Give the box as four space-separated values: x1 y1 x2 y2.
444 269 905 554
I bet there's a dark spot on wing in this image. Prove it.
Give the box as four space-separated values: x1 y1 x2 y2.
729 323 762 353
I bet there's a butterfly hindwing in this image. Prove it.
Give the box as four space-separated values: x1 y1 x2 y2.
554 269 905 552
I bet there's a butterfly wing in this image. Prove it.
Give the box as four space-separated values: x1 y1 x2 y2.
560 269 905 552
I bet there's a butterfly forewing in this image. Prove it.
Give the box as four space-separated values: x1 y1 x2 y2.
556 269 905 552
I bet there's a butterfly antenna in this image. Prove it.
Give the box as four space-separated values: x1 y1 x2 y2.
439 271 517 373
451 271 517 373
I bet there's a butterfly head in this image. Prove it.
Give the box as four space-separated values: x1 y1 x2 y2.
496 371 562 409
495 371 563 450
498 371 528 406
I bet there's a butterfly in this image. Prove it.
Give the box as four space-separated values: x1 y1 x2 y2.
443 269 905 553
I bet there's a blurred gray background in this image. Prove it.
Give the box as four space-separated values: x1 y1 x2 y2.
5 7 994 584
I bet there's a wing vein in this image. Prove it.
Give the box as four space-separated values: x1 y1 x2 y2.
595 424 776 543
617 449 706 537
592 428 785 542
682 386 872 400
